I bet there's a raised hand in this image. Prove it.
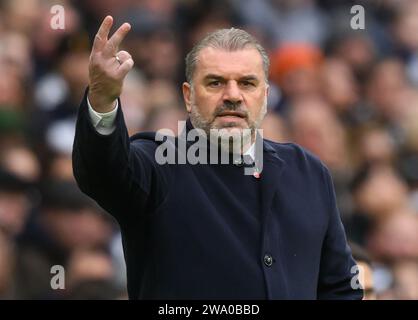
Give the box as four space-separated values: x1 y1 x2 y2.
88 16 133 112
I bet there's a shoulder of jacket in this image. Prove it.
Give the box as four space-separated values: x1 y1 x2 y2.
265 140 328 173
129 131 178 153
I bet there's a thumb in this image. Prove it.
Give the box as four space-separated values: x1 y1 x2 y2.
116 58 134 79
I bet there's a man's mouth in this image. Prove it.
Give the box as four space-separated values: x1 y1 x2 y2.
216 111 247 119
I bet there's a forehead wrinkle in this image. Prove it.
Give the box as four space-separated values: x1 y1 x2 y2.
195 47 264 81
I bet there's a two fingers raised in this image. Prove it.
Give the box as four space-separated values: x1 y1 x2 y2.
92 16 131 58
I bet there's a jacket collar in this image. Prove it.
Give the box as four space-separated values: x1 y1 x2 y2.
183 117 287 166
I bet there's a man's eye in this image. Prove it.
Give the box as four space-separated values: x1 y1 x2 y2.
208 81 221 87
240 81 255 87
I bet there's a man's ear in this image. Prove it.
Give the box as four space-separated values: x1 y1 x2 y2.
182 82 192 113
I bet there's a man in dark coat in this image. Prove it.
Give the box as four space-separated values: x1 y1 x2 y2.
72 16 363 300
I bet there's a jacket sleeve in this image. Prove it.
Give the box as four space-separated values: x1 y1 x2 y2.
317 166 364 300
72 88 172 224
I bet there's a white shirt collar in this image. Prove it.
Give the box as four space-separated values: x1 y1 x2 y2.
243 143 256 161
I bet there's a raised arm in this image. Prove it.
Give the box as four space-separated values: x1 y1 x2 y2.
72 16 171 223
88 16 133 113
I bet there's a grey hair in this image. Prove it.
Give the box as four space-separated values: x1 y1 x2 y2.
185 28 270 84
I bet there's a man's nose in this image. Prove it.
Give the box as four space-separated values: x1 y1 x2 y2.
222 81 242 104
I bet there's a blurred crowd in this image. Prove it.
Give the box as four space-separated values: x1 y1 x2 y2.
0 0 418 299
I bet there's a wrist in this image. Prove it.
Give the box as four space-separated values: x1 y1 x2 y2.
87 91 117 113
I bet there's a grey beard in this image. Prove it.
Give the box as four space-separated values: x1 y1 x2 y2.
189 98 267 154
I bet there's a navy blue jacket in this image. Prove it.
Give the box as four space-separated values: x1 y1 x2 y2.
72 91 363 300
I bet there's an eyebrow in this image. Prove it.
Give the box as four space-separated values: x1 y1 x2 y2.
203 74 260 82
203 74 224 81
239 75 259 82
